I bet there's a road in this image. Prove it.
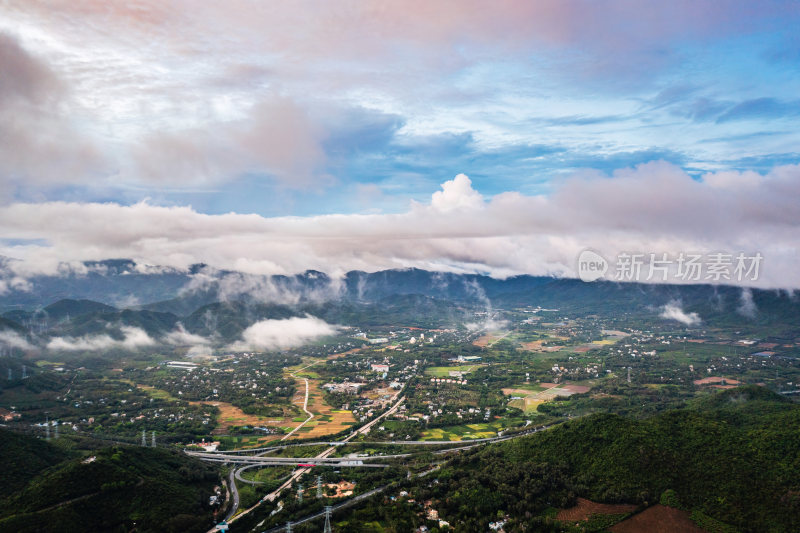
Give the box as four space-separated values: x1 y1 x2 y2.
260 485 389 533
205 392 405 529
235 464 265 485
224 468 239 522
201 395 561 531
191 454 392 468
282 373 314 441
264 391 405 502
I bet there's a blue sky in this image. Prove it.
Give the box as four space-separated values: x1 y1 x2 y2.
1 2 799 286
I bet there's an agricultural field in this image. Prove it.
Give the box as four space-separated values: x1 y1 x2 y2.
472 332 509 347
503 382 591 413
135 383 181 402
420 419 523 441
424 364 485 377
286 370 357 439
192 400 294 436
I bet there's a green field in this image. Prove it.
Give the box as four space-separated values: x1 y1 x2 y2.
420 419 524 441
424 364 485 377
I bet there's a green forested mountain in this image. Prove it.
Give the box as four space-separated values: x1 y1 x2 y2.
0 432 219 533
340 386 800 533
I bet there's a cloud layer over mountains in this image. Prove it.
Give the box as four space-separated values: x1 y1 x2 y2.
2 163 799 288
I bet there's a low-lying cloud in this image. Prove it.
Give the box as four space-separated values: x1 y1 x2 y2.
229 315 338 351
47 326 156 352
660 301 701 326
0 330 35 351
737 288 758 318
163 324 213 346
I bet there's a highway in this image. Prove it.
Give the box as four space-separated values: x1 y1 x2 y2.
202 392 406 528
199 397 560 532
193 426 555 456
224 468 239 522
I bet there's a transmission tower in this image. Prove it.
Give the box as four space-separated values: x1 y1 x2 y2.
21 365 27 379
285 521 292 533
317 475 323 498
54 422 59 439
141 429 147 447
45 416 50 440
297 483 303 504
7 368 11 381
151 431 156 447
323 505 333 533
627 367 631 383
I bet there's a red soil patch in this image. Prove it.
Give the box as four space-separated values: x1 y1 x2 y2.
610 505 707 533
557 498 636 522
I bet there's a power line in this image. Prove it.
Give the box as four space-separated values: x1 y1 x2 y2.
323 505 333 533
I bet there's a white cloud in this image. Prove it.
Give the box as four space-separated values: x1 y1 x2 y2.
47 326 155 352
659 301 701 326
0 330 35 351
0 275 32 295
737 288 757 318
430 174 484 212
229 315 338 351
163 324 212 346
1 163 800 288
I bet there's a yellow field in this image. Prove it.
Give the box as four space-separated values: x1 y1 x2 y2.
191 401 294 435
296 378 357 438
281 361 357 439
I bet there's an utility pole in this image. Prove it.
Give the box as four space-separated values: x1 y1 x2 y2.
22 365 27 379
7 368 11 380
54 421 59 439
323 505 333 533
317 475 323 499
45 416 50 440
297 484 303 504
141 429 146 447
151 431 156 447
627 367 631 383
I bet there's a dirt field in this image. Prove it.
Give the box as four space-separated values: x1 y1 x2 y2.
610 505 707 533
521 340 545 350
557 498 637 522
289 376 357 438
473 333 503 347
503 382 590 412
192 401 294 435
326 347 362 360
693 376 741 386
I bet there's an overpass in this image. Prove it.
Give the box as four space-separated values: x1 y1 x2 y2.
185 450 395 467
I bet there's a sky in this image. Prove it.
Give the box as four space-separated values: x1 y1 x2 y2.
1 1 799 287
